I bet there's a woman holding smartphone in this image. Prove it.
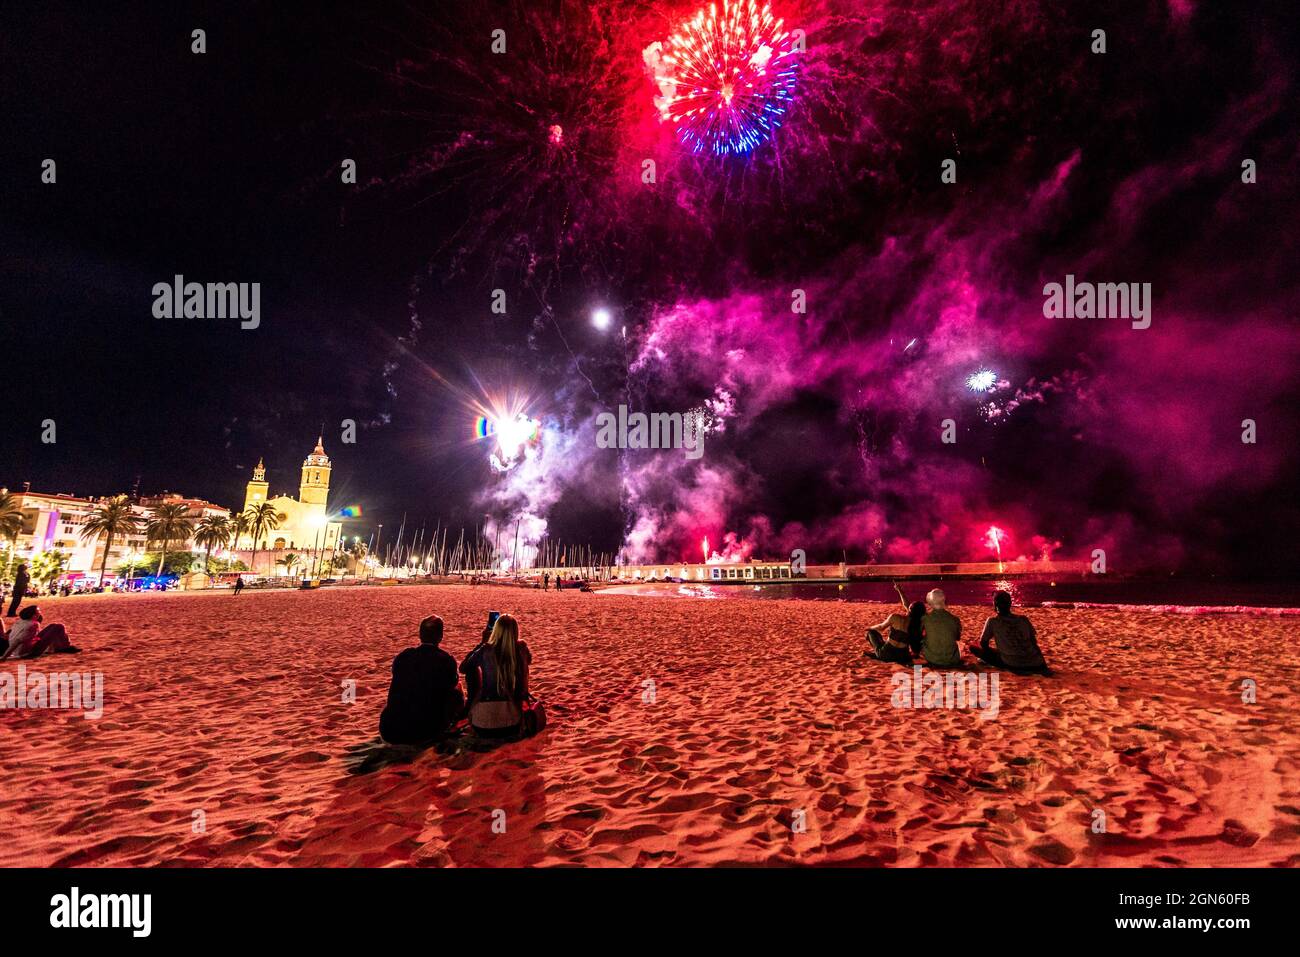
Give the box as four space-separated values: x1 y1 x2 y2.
459 610 500 706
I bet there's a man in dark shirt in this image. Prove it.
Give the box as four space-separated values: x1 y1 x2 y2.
379 615 464 745
968 591 1052 675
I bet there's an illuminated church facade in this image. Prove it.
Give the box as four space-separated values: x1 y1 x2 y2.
239 438 343 553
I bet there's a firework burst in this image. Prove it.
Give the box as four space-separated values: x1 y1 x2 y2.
471 393 544 473
480 411 542 473
646 0 803 156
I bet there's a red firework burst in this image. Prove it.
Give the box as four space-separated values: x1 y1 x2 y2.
647 0 803 156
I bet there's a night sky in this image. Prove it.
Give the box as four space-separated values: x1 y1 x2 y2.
2 0 1297 576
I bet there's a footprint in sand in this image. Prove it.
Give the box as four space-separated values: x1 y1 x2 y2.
556 810 607 833
1027 836 1077 865
725 770 775 789
291 751 331 764
104 797 152 811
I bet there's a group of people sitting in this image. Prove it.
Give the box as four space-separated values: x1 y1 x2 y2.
1 605 80 660
865 587 1051 675
379 610 538 747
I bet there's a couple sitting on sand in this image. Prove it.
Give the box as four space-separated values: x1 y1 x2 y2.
866 588 1051 675
379 610 542 747
1 606 80 660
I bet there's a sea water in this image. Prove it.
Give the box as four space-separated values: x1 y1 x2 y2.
609 578 1300 612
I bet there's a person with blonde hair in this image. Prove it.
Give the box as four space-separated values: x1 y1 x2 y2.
461 613 533 738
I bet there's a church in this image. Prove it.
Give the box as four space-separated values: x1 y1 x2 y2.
240 437 343 553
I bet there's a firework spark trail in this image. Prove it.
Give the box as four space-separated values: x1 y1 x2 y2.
363 0 657 277
984 525 1006 572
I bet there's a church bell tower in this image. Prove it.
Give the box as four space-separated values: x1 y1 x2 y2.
300 437 332 509
244 457 269 512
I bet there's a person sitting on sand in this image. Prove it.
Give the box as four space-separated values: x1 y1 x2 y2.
0 606 80 660
378 615 465 746
968 591 1052 675
919 589 963 667
459 611 500 705
866 599 926 665
461 613 532 739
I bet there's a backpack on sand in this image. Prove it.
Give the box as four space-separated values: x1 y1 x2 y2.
520 694 547 737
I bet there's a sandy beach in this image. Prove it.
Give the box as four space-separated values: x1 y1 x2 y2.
1 584 1297 867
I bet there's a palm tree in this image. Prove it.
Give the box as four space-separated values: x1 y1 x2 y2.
30 549 69 588
146 503 196 577
192 514 232 575
80 495 141 586
0 488 23 579
349 539 368 579
276 552 302 577
227 512 251 570
245 501 284 577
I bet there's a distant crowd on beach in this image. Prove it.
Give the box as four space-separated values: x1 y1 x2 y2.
864 587 1052 676
379 610 545 747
